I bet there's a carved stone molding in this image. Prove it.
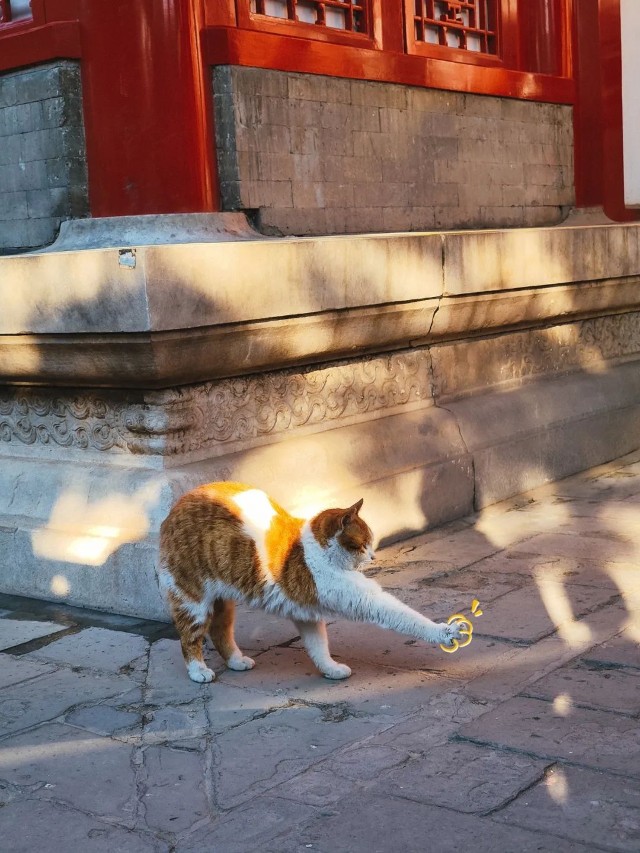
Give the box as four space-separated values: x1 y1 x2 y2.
0 351 433 456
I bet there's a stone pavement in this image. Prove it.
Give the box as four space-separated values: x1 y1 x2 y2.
1 454 640 852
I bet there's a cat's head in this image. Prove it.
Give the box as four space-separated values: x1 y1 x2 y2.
310 498 375 570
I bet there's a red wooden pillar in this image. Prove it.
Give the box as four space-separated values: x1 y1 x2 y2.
573 0 640 220
79 0 220 217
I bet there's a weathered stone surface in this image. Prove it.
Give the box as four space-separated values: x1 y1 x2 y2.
582 633 640 670
0 722 136 821
217 646 457 717
524 660 640 715
179 796 318 853
0 618 65 650
459 697 640 776
205 682 290 735
65 703 142 736
143 704 209 745
0 667 136 735
29 627 148 675
145 639 216 705
141 746 209 833
471 581 615 643
0 652 55 687
377 740 550 814
0 799 166 853
211 704 387 809
494 765 640 852
270 794 592 853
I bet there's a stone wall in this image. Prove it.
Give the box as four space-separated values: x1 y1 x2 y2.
0 61 88 253
213 66 575 236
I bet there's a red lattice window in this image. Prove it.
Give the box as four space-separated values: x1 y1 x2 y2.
412 1 497 55
0 0 32 25
250 0 369 34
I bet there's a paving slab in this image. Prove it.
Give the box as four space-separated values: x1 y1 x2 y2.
217 645 458 717
210 703 389 809
0 652 55 688
142 703 209 745
459 696 640 777
525 660 640 716
0 722 136 823
0 667 138 737
145 638 223 705
177 796 318 853
205 682 290 735
471 580 616 643
510 531 640 567
231 605 300 652
376 739 550 814
28 626 149 676
268 793 593 853
0 798 168 853
494 764 640 852
65 703 143 737
0 618 66 650
582 633 640 670
141 746 209 833
380 526 501 568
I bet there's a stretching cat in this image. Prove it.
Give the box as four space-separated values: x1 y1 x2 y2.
158 482 465 683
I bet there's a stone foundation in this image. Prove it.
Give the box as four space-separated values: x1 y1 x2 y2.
0 61 88 253
1 217 640 620
213 67 575 236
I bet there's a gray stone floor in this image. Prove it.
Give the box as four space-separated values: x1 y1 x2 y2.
1 453 640 852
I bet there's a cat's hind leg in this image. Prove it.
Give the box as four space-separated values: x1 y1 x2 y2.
209 599 255 671
294 620 351 680
169 597 215 683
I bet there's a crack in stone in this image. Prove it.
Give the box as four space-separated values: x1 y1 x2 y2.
478 762 556 817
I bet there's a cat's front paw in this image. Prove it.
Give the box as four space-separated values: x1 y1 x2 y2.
437 620 464 646
187 661 216 683
226 654 256 671
322 662 352 680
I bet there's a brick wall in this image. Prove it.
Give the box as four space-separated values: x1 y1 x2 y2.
0 61 88 253
213 66 574 236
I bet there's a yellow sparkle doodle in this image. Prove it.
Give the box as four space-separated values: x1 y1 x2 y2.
439 598 484 653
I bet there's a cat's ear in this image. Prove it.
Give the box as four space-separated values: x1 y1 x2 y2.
340 498 364 528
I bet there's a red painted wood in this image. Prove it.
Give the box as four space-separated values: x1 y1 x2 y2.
0 21 81 72
379 0 403 52
203 26 575 103
573 0 603 207
519 0 565 75
598 0 639 221
79 0 219 216
203 0 236 27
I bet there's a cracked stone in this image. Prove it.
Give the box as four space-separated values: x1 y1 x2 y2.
0 618 65 651
269 793 593 853
0 653 56 688
212 703 383 809
143 703 208 744
0 668 138 736
28 627 149 676
145 639 221 705
493 764 640 852
459 696 640 777
205 681 290 735
470 581 615 643
65 704 143 736
0 722 136 822
377 739 550 814
582 633 640 670
142 746 209 833
218 645 457 717
0 798 167 852
178 795 317 853
525 660 640 716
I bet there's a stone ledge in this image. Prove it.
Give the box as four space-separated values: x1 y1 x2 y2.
2 222 640 388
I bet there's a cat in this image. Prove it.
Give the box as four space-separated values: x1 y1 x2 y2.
158 482 465 683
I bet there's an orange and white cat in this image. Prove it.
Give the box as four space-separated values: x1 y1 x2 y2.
159 482 464 683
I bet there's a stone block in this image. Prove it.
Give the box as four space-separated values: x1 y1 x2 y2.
459 696 640 776
493 764 640 852
271 793 591 853
28 626 148 675
524 660 640 715
378 740 550 814
0 722 136 821
0 667 137 735
142 746 209 832
0 618 65 650
0 799 167 853
0 653 55 687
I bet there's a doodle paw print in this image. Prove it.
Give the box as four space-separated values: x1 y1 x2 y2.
439 599 483 654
